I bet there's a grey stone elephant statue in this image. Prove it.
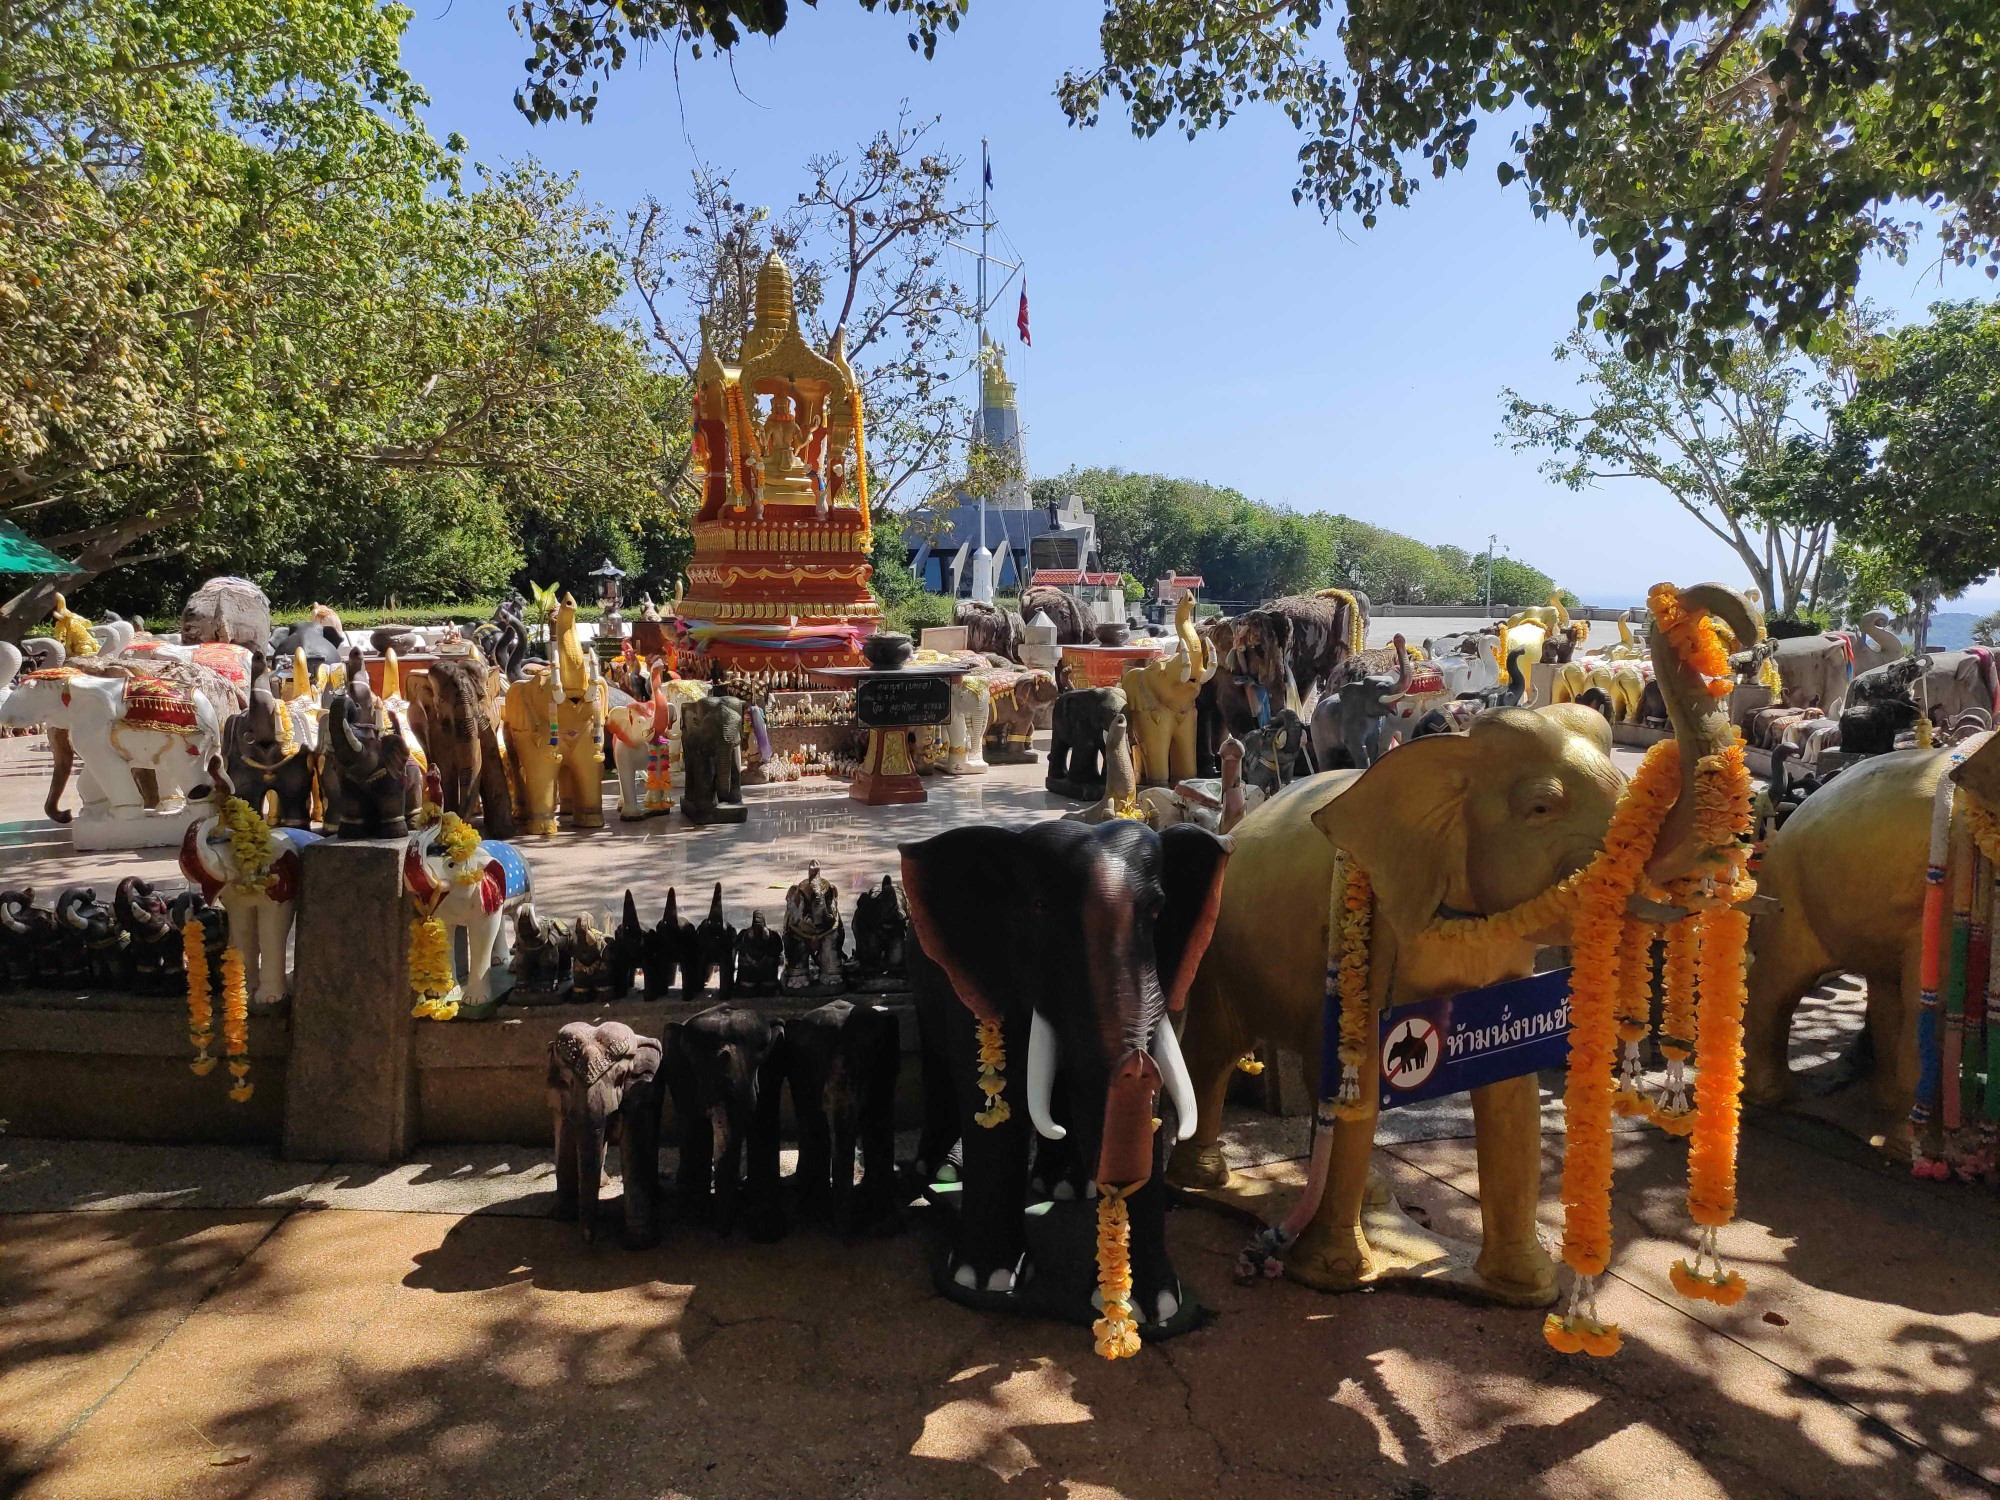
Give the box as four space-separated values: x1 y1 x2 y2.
1045 686 1127 800
679 685 747 824
1309 633 1414 771
547 1020 664 1248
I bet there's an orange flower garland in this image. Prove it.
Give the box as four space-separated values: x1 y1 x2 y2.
974 1020 1010 1128
1652 919 1699 1135
1547 737 1682 1356
1332 859 1374 1120
1094 1190 1141 1360
221 948 253 1103
184 919 215 1077
1612 917 1656 1117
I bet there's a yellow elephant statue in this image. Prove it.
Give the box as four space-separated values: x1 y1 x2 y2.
1170 584 1760 1304
1121 596 1218 788
501 595 606 835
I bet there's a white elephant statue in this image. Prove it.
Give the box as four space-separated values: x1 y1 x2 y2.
402 816 534 1006
2 666 221 823
0 641 23 722
940 675 991 776
605 687 674 819
178 785 322 1005
1423 631 1502 698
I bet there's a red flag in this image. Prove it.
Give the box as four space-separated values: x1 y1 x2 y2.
1017 282 1031 346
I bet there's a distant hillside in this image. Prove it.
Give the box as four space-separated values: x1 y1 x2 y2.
1928 612 1977 650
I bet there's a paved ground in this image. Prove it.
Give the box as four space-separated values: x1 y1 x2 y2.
2 730 1997 1497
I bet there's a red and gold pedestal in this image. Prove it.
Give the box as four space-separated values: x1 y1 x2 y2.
848 726 925 805
677 510 882 675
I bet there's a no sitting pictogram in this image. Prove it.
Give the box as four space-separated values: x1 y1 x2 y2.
1381 1016 1440 1091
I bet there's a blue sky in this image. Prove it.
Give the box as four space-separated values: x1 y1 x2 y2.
400 1 1997 608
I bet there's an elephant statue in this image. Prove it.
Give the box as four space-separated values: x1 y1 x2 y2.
509 905 573 989
1065 711 1141 824
1912 648 2000 725
1424 632 1503 699
115 876 184 995
1168 584 1760 1309
733 911 783 996
850 875 909 991
323 653 418 839
1750 631 1854 715
222 653 317 829
1019 585 1093 645
56 886 129 988
1046 686 1127 800
605 679 675 819
0 887 58 988
783 860 846 993
901 819 1230 1337
1 663 221 824
955 598 1026 659
784 998 902 1233
1134 734 1260 834
403 816 533 1007
268 614 346 682
1120 596 1219 788
1838 610 1906 678
663 1004 786 1240
687 883 737 1001
548 1020 664 1248
678 686 747 824
179 763 323 1005
1232 591 1369 706
474 592 530 683
609 892 645 999
644 888 695 1001
940 676 992 776
501 615 607 836
984 670 1059 763
1239 708 1309 797
1744 731 2000 1155
570 913 614 1004
405 655 514 839
1309 633 1414 771
0 639 23 723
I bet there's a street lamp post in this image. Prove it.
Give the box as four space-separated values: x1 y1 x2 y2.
1484 533 1498 613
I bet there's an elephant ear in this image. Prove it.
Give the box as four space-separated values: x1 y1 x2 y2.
1154 825 1230 1013
899 827 1021 1026
1313 732 1481 939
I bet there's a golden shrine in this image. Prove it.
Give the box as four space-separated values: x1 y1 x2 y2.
677 253 882 672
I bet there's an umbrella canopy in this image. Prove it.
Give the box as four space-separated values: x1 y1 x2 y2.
0 522 75 576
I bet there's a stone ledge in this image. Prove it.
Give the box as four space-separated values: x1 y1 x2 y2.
0 1000 291 1058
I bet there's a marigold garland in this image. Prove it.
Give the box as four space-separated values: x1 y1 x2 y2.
974 1019 1010 1128
1093 1190 1141 1360
1331 858 1373 1120
437 812 480 868
1549 737 1683 1355
1233 1052 1266 1076
1647 583 1734 697
1652 919 1699 1134
221 948 253 1103
1687 905 1750 1228
408 915 459 1020
221 797 275 897
184 919 215 1076
1612 917 1656 1117
1418 869 1585 948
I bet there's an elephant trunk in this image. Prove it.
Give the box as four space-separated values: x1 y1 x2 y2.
1096 1049 1162 1194
1646 583 1763 881
44 725 72 823
573 1090 609 1245
1383 634 1413 701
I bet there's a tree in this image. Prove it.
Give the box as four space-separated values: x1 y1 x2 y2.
1501 330 1842 616
625 110 978 520
512 2 2000 365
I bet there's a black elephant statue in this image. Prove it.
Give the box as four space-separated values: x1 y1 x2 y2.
114 877 183 994
645 888 696 1001
680 687 748 824
733 911 782 997
547 1020 664 1248
1240 708 1310 793
223 652 315 829
268 616 346 681
850 874 909 991
1046 686 1128 800
474 592 530 683
0 887 55 990
785 998 902 1233
663 1004 785 1240
1309 634 1414 771
325 648 418 838
609 892 645 999
570 913 614 1004
55 886 127 987
688 883 736 1001
901 819 1230 1340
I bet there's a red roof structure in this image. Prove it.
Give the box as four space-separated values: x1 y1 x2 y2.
1031 569 1122 587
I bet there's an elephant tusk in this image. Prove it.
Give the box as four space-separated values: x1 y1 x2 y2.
1025 1008 1065 1141
1150 1014 1198 1142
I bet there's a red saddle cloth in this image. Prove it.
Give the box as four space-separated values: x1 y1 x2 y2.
1405 664 1446 697
191 641 250 689
123 677 201 735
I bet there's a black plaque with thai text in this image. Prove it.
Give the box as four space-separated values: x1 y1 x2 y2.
855 674 953 728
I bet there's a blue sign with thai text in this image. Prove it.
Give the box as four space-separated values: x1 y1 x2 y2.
1374 967 1573 1110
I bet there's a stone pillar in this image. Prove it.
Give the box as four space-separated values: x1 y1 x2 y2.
283 840 415 1162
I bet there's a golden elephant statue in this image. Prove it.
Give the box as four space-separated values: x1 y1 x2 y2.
1121 596 1218 787
1170 583 1760 1305
500 594 606 835
1745 731 2000 1159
